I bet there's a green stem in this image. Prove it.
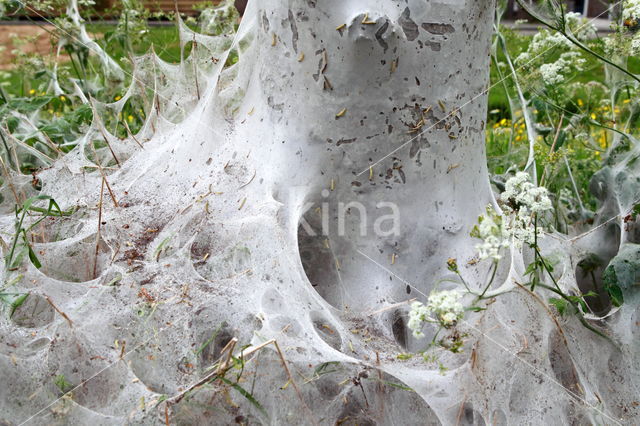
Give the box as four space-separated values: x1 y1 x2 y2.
534 245 563 293
0 130 14 169
478 261 499 299
66 49 85 91
531 215 540 291
455 272 473 294
7 208 28 270
565 33 640 84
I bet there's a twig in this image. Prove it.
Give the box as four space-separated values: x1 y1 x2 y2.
192 34 200 100
514 281 569 348
238 170 256 189
272 340 316 424
366 299 416 316
45 296 73 326
540 112 565 187
90 143 119 208
169 338 239 405
164 403 170 426
0 155 20 205
123 120 144 149
93 178 105 280
455 394 468 426
98 128 121 168
165 338 317 425
215 337 238 375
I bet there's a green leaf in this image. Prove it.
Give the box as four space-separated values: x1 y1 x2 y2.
5 116 19 132
218 376 269 419
524 261 538 276
366 377 415 392
577 253 603 273
0 292 29 317
607 284 624 308
8 245 28 270
153 233 175 261
549 297 568 316
195 322 226 356
601 243 640 308
9 96 55 113
27 245 41 269
313 361 341 377
54 374 73 393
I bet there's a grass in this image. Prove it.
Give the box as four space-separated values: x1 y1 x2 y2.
1 23 187 97
85 23 185 64
3 21 603 120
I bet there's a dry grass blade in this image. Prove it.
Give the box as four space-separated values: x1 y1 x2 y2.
93 177 105 280
45 296 73 326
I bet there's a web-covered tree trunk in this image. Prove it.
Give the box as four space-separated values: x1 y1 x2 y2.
2 1 639 425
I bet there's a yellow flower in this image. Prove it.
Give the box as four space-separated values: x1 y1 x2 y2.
590 113 597 120
114 95 122 101
127 115 134 123
41 92 46 96
577 99 584 107
499 118 507 126
59 95 66 102
623 99 631 104
29 89 36 95
599 134 607 149
515 135 522 142
614 107 620 114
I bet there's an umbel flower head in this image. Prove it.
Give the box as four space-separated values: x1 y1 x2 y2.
471 172 552 258
471 205 509 261
500 172 553 246
501 172 552 215
408 290 464 338
514 12 593 86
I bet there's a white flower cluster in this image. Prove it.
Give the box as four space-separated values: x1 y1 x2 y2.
472 206 509 261
539 51 586 86
527 30 573 53
539 61 565 85
407 290 464 338
515 14 594 86
500 172 553 245
603 32 640 57
565 12 598 41
501 172 553 214
623 0 640 22
604 1 640 58
472 173 552 259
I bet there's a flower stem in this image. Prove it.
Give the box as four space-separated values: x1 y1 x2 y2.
478 261 499 299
